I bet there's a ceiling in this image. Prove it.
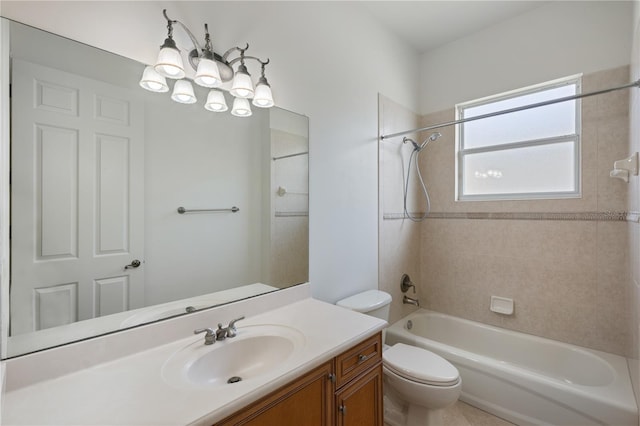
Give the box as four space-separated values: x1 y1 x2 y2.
356 1 548 53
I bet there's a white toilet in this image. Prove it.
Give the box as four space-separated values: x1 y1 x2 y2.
337 290 461 426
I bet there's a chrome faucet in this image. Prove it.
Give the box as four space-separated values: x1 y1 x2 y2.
403 295 420 307
194 327 216 345
194 316 245 344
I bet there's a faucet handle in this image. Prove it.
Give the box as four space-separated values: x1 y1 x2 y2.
401 274 416 294
194 327 216 345
226 316 245 338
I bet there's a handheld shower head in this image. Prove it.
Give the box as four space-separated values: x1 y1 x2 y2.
416 132 443 151
404 132 442 152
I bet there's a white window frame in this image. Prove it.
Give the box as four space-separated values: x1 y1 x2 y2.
455 74 582 201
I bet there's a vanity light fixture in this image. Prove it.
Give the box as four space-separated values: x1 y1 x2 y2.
140 9 275 117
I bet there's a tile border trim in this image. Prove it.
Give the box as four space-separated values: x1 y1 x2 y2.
383 211 636 222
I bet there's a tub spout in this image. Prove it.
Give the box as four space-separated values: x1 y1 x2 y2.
403 295 420 307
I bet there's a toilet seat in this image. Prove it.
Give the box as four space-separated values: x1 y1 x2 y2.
383 343 459 387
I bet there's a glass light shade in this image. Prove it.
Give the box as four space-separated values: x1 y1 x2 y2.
204 90 228 112
194 58 222 88
252 83 274 108
231 97 252 117
171 80 197 104
139 66 169 93
230 72 254 99
154 46 186 79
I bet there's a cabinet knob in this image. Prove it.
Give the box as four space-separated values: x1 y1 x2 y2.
328 373 336 383
357 353 369 363
339 405 347 415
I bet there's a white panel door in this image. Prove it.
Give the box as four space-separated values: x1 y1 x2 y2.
10 60 144 334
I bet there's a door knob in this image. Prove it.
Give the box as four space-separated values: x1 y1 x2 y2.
124 259 141 270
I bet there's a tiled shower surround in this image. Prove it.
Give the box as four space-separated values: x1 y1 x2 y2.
380 65 632 357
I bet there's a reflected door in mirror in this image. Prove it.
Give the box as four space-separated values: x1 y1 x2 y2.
10 59 145 334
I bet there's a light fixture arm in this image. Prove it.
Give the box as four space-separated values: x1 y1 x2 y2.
162 9 204 55
223 44 271 68
227 51 270 71
222 43 249 62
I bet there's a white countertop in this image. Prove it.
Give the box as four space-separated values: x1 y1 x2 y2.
1 298 386 425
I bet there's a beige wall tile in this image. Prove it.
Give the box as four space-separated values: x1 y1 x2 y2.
379 95 422 325
597 116 630 211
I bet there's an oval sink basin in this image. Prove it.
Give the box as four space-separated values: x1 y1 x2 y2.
161 324 306 389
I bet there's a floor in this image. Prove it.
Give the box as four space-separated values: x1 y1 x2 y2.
442 401 516 426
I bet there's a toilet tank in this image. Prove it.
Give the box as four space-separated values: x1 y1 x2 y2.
336 290 392 321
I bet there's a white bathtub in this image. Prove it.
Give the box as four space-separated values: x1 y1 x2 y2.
385 310 638 426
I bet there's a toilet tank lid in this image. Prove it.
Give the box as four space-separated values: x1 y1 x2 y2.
336 290 392 313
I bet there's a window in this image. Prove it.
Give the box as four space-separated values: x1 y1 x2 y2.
455 75 581 201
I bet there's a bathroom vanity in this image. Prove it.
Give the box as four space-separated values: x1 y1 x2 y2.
1 286 386 425
216 333 383 425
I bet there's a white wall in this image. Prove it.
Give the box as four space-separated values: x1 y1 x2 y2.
144 96 266 305
420 1 633 115
0 1 421 303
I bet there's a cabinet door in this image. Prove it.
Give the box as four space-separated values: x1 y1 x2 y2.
335 364 383 426
216 361 334 426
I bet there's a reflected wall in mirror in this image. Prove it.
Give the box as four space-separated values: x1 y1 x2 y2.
3 19 309 358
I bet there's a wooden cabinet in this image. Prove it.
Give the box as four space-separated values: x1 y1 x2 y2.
215 332 383 426
335 364 383 426
334 333 383 426
216 361 334 426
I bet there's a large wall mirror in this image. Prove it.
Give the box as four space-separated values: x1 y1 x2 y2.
2 19 309 358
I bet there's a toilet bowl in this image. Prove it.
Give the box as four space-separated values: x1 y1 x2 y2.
383 343 461 426
336 290 461 426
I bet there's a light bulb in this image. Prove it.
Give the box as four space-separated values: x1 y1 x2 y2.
230 65 254 99
171 80 197 104
139 66 169 93
252 80 274 108
205 90 228 112
154 46 185 79
231 97 252 117
194 58 222 88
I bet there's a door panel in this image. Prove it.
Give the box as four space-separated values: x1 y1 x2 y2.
34 283 78 330
96 133 130 254
37 124 79 259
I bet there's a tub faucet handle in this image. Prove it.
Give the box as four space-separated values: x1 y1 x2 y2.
401 274 416 294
